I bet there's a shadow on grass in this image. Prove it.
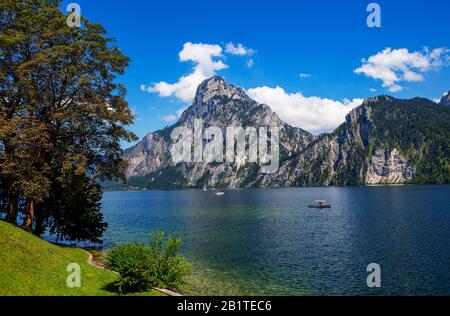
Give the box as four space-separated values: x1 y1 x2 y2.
101 281 122 294
101 280 151 296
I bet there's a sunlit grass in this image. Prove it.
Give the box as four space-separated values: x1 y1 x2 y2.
0 220 163 296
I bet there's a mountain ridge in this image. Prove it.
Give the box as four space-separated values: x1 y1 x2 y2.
121 76 313 187
113 78 450 189
272 95 450 186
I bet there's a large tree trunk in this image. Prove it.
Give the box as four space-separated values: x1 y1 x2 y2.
21 199 35 232
5 194 18 224
33 206 45 237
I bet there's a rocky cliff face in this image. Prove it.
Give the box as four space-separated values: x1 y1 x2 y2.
118 79 450 189
365 148 416 184
122 76 313 188
271 95 449 187
440 91 450 106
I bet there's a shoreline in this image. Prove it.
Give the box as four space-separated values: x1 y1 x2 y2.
103 183 450 193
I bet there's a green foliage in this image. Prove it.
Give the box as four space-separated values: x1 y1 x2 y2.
0 220 162 296
0 0 137 240
105 166 188 190
106 243 153 294
369 97 450 184
239 163 259 187
47 174 107 243
294 96 449 186
107 231 191 294
148 231 191 291
333 143 369 186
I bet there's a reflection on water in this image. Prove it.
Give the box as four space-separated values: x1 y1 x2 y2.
101 186 450 295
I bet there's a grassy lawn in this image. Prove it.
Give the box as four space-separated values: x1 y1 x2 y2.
0 220 163 296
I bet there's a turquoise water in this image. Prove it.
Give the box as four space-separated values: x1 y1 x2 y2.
101 186 450 295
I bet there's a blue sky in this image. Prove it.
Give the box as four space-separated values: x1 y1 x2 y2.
61 0 450 146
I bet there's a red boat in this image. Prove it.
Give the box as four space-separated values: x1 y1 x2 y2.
214 189 225 196
309 200 331 208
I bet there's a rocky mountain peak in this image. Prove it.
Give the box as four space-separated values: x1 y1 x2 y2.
440 90 450 106
120 82 449 188
192 76 248 105
362 95 394 106
123 76 314 181
180 76 276 127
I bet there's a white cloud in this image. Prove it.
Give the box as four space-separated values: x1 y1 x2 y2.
144 41 368 133
141 42 259 104
247 86 363 134
141 42 228 103
369 88 377 92
354 47 449 92
161 114 177 122
225 42 256 56
299 73 311 78
226 42 257 68
434 90 450 103
160 107 188 123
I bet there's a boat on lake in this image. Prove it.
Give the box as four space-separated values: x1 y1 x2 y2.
309 200 331 208
214 189 225 196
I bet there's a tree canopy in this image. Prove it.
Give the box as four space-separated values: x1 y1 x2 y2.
0 0 137 242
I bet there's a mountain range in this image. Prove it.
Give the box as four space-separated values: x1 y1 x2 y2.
107 78 450 189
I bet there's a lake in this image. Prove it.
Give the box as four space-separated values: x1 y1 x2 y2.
101 186 450 295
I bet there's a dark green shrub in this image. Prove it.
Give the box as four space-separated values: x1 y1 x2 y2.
148 231 191 291
106 231 191 293
106 243 153 293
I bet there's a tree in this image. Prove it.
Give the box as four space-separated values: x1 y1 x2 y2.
47 173 107 243
0 0 136 241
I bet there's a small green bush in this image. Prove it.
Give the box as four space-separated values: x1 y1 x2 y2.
148 231 191 291
106 231 191 293
106 243 153 293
